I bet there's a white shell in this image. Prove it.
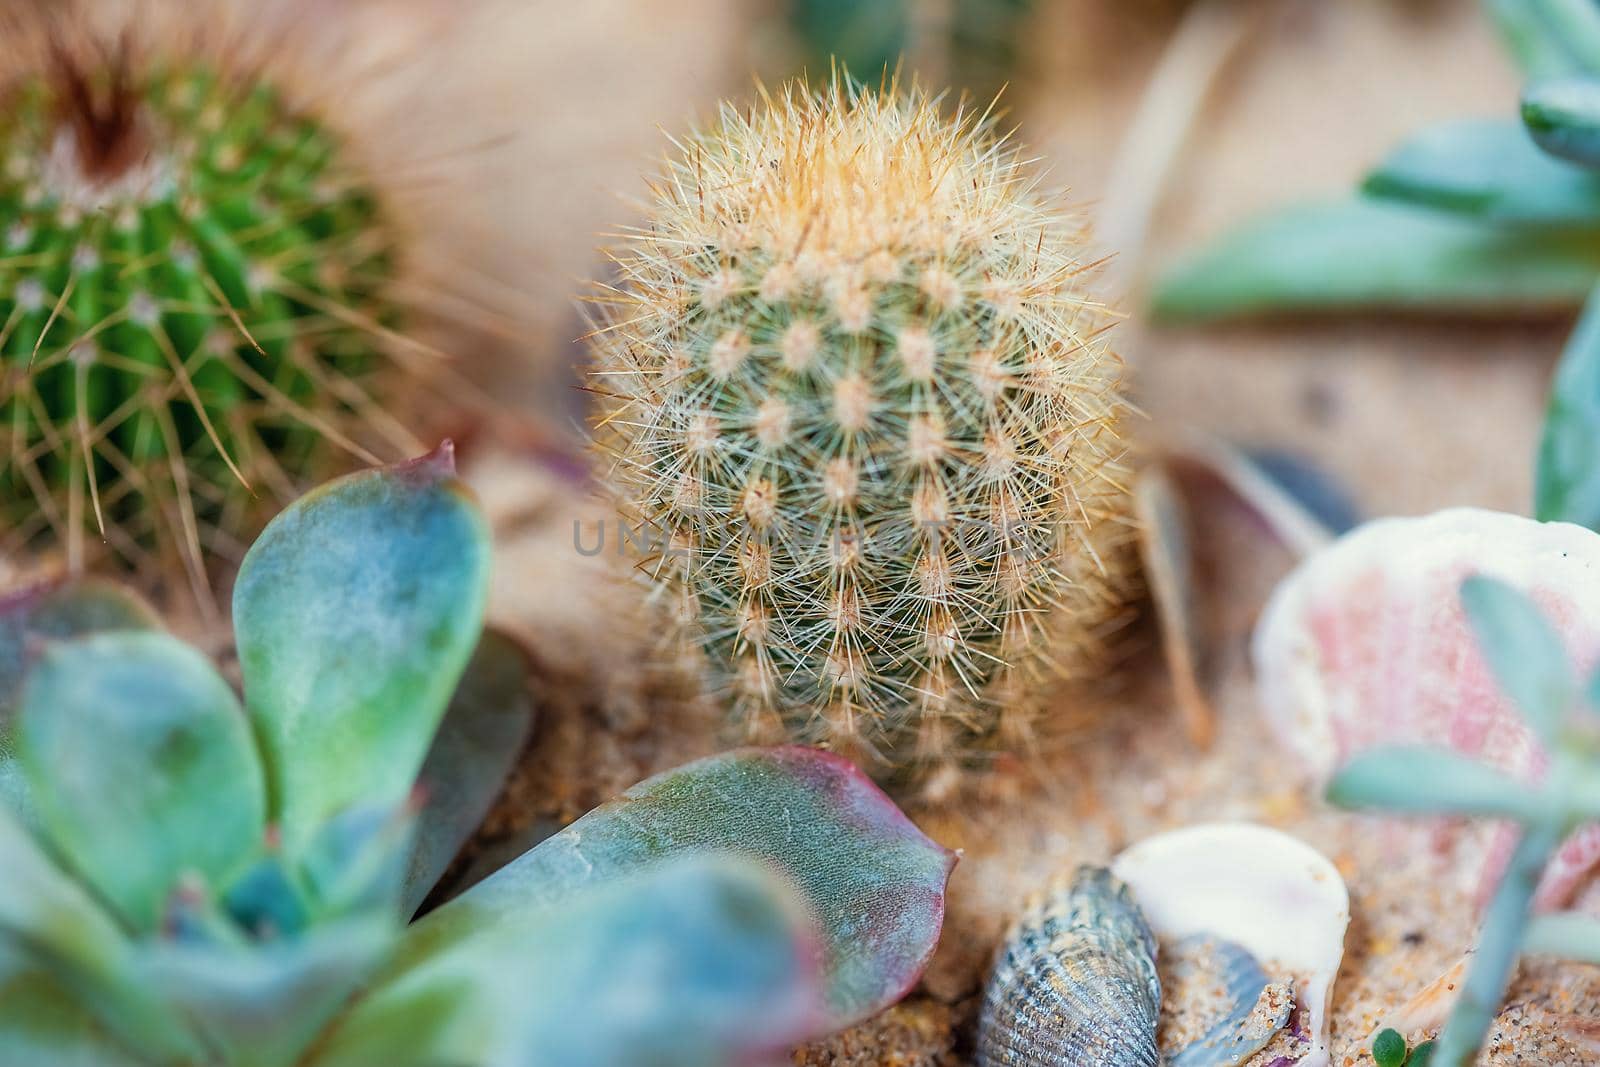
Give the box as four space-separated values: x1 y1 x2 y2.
1252 507 1600 907
1112 823 1349 1067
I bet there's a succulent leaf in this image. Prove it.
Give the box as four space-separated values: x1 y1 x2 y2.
1327 746 1547 821
0 578 160 820
1524 77 1600 168
0 578 159 718
1460 574 1575 740
16 631 266 933
139 913 399 1067
1153 198 1600 320
0 972 147 1067
401 747 954 1032
1363 119 1600 222
0 802 198 1061
312 857 819 1067
298 804 416 920
1487 0 1600 78
1523 910 1600 962
1537 283 1600 528
403 630 535 915
233 446 491 853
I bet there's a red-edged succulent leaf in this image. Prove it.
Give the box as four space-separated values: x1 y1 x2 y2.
399 747 955 1035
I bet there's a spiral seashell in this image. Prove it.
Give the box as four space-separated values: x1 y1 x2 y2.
976 866 1160 1067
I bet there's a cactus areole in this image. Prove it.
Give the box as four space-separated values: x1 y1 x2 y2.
0 52 400 582
589 77 1135 768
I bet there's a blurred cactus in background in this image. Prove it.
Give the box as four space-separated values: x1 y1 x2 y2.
589 76 1134 770
0 5 440 598
785 0 1036 98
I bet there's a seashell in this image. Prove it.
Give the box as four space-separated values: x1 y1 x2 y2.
976 866 1161 1067
1252 507 1600 908
1163 936 1293 1067
1112 823 1349 1067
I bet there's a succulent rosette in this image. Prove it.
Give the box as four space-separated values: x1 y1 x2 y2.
0 448 953 1066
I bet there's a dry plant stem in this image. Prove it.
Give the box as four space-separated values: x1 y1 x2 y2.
1098 0 1275 299
1436 814 1565 1064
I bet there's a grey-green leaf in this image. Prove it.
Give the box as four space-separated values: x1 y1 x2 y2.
1536 282 1600 528
1487 0 1600 78
0 578 159 821
0 971 148 1067
17 632 266 933
0 577 159 718
0 803 199 1061
311 857 818 1067
1152 198 1600 321
1363 120 1600 223
233 446 491 854
1523 910 1600 963
401 747 953 1033
403 630 535 916
1460 574 1574 740
1524 76 1600 169
140 914 399 1067
1326 746 1546 820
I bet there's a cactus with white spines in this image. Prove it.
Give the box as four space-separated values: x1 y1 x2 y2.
590 76 1135 767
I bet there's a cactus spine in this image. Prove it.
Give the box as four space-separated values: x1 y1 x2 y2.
589 77 1135 767
0 18 414 595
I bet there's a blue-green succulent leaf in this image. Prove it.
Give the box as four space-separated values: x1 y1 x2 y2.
17 632 266 933
0 577 159 717
403 630 534 915
402 747 953 1033
1487 0 1600 78
0 971 148 1067
1326 746 1546 820
1363 119 1600 223
1152 198 1600 321
140 913 399 1067
1524 77 1600 168
299 804 415 920
311 856 819 1067
0 578 158 820
1523 910 1600 962
1461 575 1574 740
233 445 491 853
1537 283 1600 528
0 803 199 1061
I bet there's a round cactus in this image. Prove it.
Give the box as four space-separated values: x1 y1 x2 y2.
588 77 1135 768
0 18 415 591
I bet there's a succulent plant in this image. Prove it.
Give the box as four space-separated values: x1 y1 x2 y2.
588 75 1135 768
1327 575 1600 1067
1153 2 1600 324
0 449 954 1065
0 4 449 593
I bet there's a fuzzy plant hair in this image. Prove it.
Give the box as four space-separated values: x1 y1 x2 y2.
0 1 512 601
588 74 1135 768
0 448 954 1067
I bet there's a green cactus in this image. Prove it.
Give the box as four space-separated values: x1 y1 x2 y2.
0 449 954 1066
589 77 1134 767
0 46 406 587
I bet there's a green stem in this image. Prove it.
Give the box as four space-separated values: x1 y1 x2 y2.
1433 821 1565 1066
